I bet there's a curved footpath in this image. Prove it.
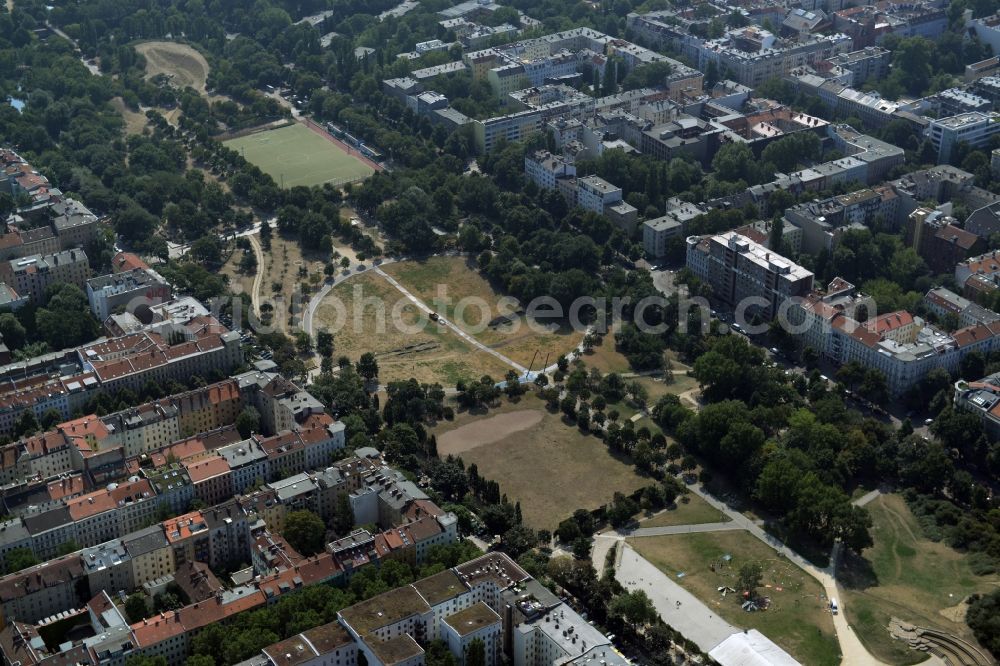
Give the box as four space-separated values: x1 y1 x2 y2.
302 254 593 383
595 479 892 666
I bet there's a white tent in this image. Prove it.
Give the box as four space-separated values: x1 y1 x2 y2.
708 630 802 666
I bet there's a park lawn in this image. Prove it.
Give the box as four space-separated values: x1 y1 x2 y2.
639 493 730 528
314 272 511 386
840 494 999 664
433 399 648 530
381 257 582 369
265 234 333 331
224 123 373 188
582 334 631 373
219 244 254 301
221 232 329 333
637 372 698 401
629 532 840 666
111 97 150 135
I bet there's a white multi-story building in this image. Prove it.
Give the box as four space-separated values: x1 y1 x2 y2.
442 603 502 666
697 27 852 87
524 150 576 190
925 112 1000 163
686 231 814 320
790 281 1000 395
825 46 891 86
575 176 623 215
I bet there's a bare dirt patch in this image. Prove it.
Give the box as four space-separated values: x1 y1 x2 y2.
437 410 544 455
135 41 210 92
432 397 647 529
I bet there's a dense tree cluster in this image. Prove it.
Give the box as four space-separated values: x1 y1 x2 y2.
648 334 879 552
967 590 1000 659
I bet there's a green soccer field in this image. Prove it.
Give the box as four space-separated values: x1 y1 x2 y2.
223 123 374 188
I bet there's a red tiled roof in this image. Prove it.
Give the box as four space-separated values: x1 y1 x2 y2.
403 500 443 523
112 252 150 273
66 489 117 520
109 478 154 504
863 311 914 335
162 511 208 543
207 381 241 406
960 251 1000 276
259 554 342 601
47 475 85 501
953 323 994 348
934 224 980 251
58 416 111 451
183 455 231 483
21 431 69 457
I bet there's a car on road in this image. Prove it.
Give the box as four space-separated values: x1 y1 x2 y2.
769 347 779 355
356 264 366 271
924 418 933 426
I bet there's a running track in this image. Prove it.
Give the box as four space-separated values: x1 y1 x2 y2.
299 118 385 173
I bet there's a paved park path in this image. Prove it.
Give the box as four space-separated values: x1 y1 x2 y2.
854 488 883 507
247 232 266 319
595 478 892 666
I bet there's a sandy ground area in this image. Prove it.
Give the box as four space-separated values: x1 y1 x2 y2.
437 410 544 455
135 41 209 92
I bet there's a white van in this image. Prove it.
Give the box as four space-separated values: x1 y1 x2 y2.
830 598 839 614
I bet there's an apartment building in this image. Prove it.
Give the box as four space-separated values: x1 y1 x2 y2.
696 27 851 87
1 376 247 482
575 176 623 215
789 281 1000 395
783 186 899 254
0 592 136 666
686 231 814 320
218 438 270 493
524 150 577 190
625 11 705 60
925 112 1000 163
1 150 102 261
825 46 890 86
0 318 243 439
86 268 172 321
521 151 636 229
0 555 85 624
643 199 706 259
956 249 1000 301
904 208 985 274
123 525 174 588
257 623 358 666
183 455 234 507
967 14 1000 56
954 372 1000 439
2 248 90 302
